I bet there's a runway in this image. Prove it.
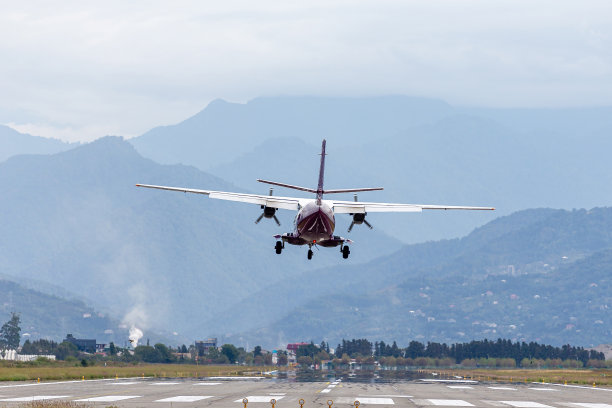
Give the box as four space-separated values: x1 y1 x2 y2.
0 377 609 407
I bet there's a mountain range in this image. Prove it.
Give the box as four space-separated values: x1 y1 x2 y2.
1 95 611 350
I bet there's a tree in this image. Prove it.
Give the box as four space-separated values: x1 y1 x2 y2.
0 313 21 349
221 344 239 363
56 341 79 360
253 345 262 357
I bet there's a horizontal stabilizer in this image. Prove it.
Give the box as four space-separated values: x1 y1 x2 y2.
323 187 383 194
257 179 317 194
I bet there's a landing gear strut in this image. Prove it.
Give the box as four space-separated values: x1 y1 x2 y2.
342 245 350 259
275 241 283 254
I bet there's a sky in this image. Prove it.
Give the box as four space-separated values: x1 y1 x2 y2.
1 0 611 142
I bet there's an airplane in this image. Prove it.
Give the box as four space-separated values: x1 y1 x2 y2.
136 140 494 260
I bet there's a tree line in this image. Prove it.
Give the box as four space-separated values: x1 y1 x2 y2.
335 338 605 365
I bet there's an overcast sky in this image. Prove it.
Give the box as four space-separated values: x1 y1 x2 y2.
1 1 611 142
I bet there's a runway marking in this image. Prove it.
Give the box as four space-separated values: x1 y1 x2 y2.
528 388 558 391
569 405 612 408
150 382 181 385
488 387 517 391
0 396 70 402
448 386 474 389
155 396 213 402
109 382 140 385
196 382 222 385
269 393 286 396
321 389 331 393
541 383 612 392
336 397 394 405
0 378 121 388
499 401 554 408
428 399 475 406
359 395 412 398
75 395 142 402
235 396 285 403
421 379 479 384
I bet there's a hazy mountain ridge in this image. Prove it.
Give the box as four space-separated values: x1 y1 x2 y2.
0 125 75 163
0 278 129 344
224 208 612 348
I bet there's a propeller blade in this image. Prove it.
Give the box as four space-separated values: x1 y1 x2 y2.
273 215 281 226
364 219 373 229
348 221 355 232
255 213 265 224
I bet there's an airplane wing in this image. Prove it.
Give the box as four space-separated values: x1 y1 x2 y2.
328 199 495 214
135 184 306 211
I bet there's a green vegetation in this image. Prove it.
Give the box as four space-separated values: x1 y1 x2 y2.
333 338 605 367
0 361 274 382
0 312 21 349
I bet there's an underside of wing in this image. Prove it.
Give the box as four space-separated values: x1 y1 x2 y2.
329 199 494 214
136 184 304 211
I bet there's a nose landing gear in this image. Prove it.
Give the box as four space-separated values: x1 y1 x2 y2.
307 249 313 260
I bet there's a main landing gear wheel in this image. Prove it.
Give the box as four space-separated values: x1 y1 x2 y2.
307 249 313 260
342 245 350 259
275 241 283 254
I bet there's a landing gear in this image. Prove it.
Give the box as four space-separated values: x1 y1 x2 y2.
275 241 283 254
342 245 350 259
307 249 313 260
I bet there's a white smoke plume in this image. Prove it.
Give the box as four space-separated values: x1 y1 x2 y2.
129 326 144 347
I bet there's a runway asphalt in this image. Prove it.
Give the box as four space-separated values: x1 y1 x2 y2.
0 377 609 408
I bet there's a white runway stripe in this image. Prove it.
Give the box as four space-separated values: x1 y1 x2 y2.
321 389 331 393
570 405 612 408
336 397 395 405
488 387 517 391
528 388 558 391
75 395 141 402
448 386 474 389
0 396 70 402
155 396 212 402
196 382 222 385
235 396 285 403
150 382 180 385
109 382 140 385
500 401 554 408
428 399 475 406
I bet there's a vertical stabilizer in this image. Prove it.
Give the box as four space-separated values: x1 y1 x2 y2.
316 139 326 204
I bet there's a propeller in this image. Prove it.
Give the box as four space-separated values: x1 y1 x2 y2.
255 188 281 226
348 194 373 232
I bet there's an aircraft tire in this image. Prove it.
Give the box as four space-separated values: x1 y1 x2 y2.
342 245 350 259
275 241 283 254
307 249 313 260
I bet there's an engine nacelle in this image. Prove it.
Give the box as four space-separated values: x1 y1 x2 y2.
263 206 277 218
352 213 366 224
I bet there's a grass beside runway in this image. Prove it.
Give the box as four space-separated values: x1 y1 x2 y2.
0 362 276 382
420 368 612 387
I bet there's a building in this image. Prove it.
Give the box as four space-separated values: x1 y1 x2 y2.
63 334 96 353
195 338 217 356
286 342 309 354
